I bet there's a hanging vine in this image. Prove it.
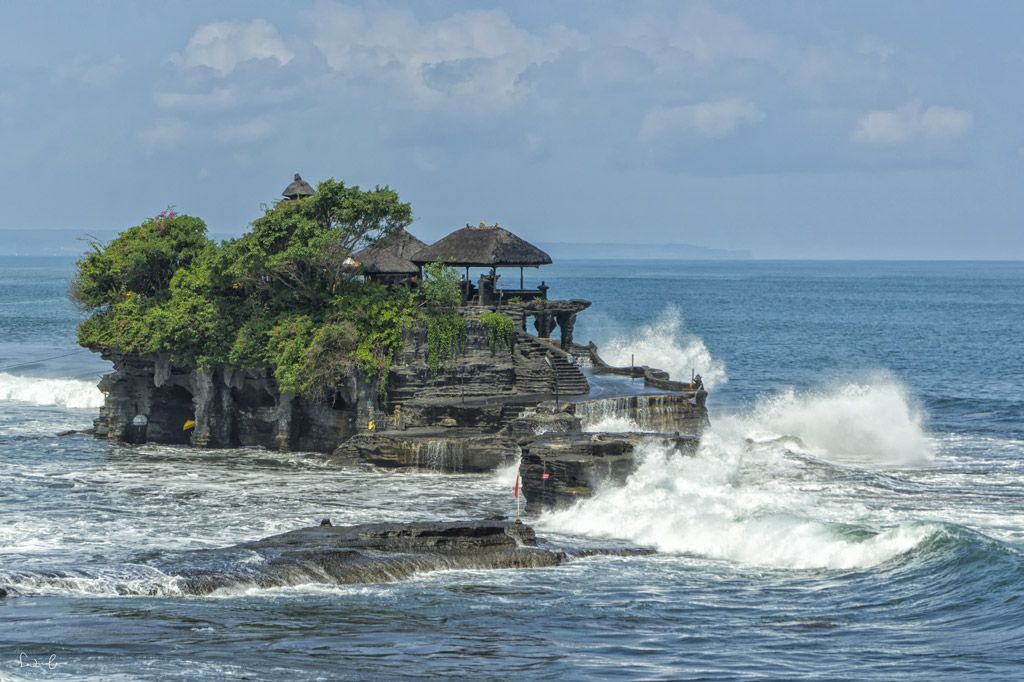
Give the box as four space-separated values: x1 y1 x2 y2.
426 312 467 377
479 311 516 354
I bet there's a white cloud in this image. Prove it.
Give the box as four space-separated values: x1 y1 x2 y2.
153 86 240 110
215 118 274 144
641 98 764 141
619 5 777 66
53 55 126 89
853 103 973 145
310 4 585 109
171 19 293 76
137 119 189 152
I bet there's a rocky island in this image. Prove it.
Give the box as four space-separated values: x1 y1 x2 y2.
75 174 708 511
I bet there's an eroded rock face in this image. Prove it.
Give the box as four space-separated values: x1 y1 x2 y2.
91 316 570 455
94 351 363 452
88 305 711 488
330 431 520 472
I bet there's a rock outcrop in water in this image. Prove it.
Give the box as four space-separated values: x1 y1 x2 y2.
174 520 568 595
520 432 700 509
0 520 654 598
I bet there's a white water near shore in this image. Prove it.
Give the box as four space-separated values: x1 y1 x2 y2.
0 372 103 409
542 377 939 570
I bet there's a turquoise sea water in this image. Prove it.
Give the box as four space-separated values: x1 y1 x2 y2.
1 256 1023 679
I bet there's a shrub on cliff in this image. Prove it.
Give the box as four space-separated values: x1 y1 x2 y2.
479 311 516 354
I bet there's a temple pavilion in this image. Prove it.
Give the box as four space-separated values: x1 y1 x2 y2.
349 230 427 286
412 222 552 305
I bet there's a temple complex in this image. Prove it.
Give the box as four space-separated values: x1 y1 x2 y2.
87 174 709 512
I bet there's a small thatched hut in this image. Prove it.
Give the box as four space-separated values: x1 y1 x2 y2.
413 223 552 269
282 173 315 200
350 230 427 284
413 222 552 302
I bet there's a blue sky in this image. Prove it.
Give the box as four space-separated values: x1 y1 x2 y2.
1 1 1021 258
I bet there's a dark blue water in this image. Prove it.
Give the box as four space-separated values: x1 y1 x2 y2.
2 257 1024 680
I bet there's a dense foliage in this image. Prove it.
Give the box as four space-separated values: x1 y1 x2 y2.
73 180 423 400
479 311 517 354
420 261 467 377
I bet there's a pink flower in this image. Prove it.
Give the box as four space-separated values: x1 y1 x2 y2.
289 327 297 333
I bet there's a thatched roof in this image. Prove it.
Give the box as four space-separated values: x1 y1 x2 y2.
282 173 315 199
412 223 552 267
351 230 427 275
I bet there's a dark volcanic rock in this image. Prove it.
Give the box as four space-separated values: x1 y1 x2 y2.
174 520 568 594
330 430 520 472
520 432 699 510
500 407 582 444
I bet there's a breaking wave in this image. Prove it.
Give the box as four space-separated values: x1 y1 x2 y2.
541 377 937 570
740 374 934 466
0 372 103 409
600 306 726 388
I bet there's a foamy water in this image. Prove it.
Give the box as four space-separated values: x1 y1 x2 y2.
542 378 941 570
0 372 103 409
600 306 727 388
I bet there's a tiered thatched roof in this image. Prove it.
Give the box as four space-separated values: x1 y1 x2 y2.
282 173 315 199
351 230 427 275
413 223 552 267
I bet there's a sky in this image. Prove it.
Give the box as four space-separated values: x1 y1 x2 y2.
1 0 1022 259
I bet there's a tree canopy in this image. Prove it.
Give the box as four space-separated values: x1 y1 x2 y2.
73 179 422 398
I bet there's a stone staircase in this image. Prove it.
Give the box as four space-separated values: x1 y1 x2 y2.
515 332 589 396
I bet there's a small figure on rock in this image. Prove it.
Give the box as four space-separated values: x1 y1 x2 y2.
319 518 333 527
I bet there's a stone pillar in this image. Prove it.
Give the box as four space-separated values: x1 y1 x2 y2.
275 393 295 451
190 367 217 447
555 312 577 349
533 312 555 338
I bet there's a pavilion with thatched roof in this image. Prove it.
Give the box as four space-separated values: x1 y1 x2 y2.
349 230 427 285
413 222 552 304
282 173 315 200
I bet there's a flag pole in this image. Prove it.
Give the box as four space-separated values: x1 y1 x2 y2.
514 473 521 522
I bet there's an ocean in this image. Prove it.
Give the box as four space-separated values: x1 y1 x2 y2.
1 256 1023 680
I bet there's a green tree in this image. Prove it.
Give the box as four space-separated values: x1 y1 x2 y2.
72 179 421 402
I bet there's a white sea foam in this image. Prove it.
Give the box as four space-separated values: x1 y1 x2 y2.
600 306 726 388
742 375 935 466
541 438 932 570
0 372 103 409
582 416 643 433
541 378 937 570
0 565 184 597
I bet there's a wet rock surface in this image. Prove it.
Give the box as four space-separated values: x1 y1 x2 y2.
0 520 653 598
520 432 700 510
329 429 520 472
168 520 645 595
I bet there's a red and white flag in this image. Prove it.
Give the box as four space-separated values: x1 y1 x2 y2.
542 471 550 481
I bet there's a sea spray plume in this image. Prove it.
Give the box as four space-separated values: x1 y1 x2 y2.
539 437 934 570
745 375 935 466
600 306 726 389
